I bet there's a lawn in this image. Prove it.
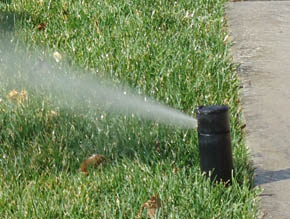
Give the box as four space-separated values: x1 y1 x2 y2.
0 0 260 218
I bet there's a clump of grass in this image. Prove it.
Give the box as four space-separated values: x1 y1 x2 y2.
0 0 260 218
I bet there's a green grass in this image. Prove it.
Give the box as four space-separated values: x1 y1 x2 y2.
0 0 260 218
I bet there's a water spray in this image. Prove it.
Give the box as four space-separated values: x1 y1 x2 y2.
195 105 234 184
1 43 234 183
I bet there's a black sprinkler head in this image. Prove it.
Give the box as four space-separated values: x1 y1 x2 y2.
195 105 234 184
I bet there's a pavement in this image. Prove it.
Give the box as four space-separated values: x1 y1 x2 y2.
226 1 290 218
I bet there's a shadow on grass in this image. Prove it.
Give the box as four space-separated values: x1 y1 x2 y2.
0 0 11 4
0 9 39 38
0 11 19 33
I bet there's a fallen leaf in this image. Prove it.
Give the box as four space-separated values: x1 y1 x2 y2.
37 22 46 31
7 89 28 104
53 51 62 63
138 194 162 219
223 34 229 43
79 154 106 175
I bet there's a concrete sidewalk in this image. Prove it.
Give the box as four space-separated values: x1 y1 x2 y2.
227 1 290 218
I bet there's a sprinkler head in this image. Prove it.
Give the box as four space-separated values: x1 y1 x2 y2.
195 105 234 184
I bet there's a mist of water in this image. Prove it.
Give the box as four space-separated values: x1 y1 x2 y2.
0 43 197 129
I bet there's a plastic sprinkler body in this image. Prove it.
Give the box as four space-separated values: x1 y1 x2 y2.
195 105 234 184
